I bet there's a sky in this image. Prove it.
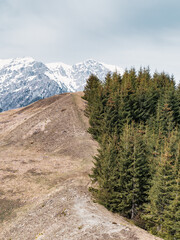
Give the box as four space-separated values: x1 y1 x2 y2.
0 0 180 84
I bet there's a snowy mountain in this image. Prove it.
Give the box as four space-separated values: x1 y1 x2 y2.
0 58 66 112
0 57 123 112
46 59 123 92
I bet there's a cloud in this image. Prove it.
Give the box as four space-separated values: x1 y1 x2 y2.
0 0 179 83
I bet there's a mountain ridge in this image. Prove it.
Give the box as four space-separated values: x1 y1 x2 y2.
0 92 162 240
0 57 123 112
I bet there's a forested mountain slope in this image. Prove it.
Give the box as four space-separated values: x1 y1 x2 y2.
83 69 180 240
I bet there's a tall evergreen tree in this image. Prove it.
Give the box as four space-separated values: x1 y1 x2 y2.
116 123 150 218
143 131 180 239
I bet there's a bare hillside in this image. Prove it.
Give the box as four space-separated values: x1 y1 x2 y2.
0 93 162 240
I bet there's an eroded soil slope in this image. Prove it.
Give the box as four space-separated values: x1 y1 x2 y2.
0 93 162 240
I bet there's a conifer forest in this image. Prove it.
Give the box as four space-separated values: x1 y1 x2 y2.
83 68 180 240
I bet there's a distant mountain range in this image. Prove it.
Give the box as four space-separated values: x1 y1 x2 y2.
0 57 123 112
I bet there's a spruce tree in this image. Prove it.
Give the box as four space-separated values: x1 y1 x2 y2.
143 131 179 239
116 123 150 219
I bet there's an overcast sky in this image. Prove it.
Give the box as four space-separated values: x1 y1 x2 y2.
0 0 180 83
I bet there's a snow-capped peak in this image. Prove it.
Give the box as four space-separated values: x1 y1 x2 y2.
100 62 123 74
46 59 124 92
0 57 36 72
46 62 71 71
